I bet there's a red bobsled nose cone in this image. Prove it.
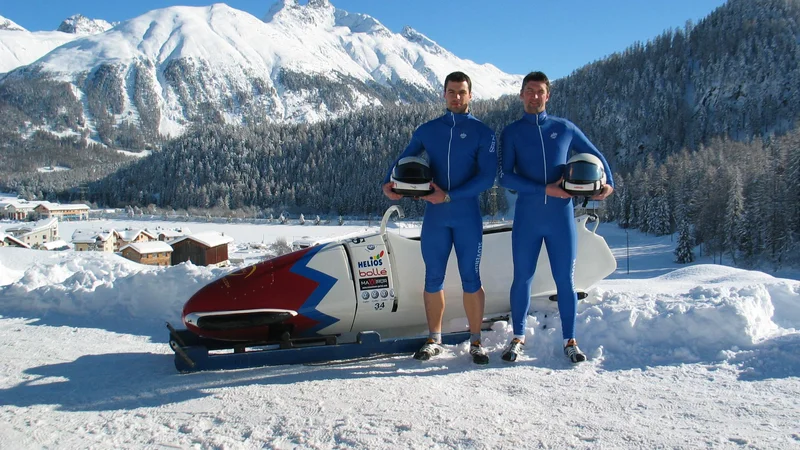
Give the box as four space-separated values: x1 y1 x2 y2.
182 248 321 341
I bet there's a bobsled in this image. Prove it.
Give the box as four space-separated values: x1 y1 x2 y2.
180 206 617 343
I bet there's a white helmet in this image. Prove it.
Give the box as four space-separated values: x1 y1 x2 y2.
390 156 434 197
562 153 606 196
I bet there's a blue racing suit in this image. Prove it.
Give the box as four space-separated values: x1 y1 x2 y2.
383 110 497 293
499 111 613 339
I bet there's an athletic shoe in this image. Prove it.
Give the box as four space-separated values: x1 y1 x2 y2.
501 338 525 362
413 338 442 361
469 340 489 365
564 338 587 363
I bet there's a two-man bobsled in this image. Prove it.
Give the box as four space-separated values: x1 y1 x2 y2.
171 205 616 369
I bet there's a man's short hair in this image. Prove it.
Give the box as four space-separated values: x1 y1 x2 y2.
444 71 472 93
521 71 550 93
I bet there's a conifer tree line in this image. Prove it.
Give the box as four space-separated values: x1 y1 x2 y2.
90 102 510 219
602 128 800 270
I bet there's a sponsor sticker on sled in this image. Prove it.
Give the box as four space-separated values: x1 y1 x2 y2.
359 276 389 291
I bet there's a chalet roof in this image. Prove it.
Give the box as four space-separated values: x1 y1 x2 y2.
116 228 156 242
1 233 30 248
120 241 173 254
71 229 114 244
170 231 234 248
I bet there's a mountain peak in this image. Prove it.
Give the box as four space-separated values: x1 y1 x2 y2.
57 14 115 35
264 0 335 27
401 26 443 54
0 15 26 31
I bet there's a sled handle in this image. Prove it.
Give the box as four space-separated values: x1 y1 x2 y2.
380 206 405 235
589 213 600 233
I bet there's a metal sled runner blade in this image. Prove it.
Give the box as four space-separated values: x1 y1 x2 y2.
167 323 471 373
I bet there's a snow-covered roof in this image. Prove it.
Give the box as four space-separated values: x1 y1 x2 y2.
1 233 30 248
150 227 192 239
171 231 234 248
116 228 156 241
36 203 90 211
71 229 114 244
5 217 58 234
0 199 38 210
40 240 71 250
120 241 173 254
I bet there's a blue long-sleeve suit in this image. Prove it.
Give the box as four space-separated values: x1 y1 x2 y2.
499 111 613 339
384 110 497 293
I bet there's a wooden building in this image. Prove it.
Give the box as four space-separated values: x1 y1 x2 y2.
170 231 234 267
120 241 173 266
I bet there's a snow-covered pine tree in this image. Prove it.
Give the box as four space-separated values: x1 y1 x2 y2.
675 219 695 264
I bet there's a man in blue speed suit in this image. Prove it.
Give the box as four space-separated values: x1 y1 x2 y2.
498 71 614 363
382 71 497 364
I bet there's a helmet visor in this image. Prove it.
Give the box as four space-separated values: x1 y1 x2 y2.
565 161 604 183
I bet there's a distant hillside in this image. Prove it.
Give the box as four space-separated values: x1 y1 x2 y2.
548 0 800 171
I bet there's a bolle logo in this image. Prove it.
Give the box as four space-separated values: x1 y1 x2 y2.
359 267 387 277
357 250 385 268
550 132 558 139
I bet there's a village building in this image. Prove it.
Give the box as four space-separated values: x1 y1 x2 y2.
3 218 59 248
34 202 91 221
115 229 156 252
72 229 117 252
0 233 30 248
170 231 234 267
120 241 173 266
0 199 38 220
0 199 90 221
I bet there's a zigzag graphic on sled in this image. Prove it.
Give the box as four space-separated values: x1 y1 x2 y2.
167 206 616 372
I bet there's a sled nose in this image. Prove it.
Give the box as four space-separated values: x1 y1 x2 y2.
182 248 320 341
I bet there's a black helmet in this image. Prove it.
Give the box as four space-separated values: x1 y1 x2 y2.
562 153 606 196
391 156 434 197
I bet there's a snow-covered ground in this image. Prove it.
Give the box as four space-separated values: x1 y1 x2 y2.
0 216 799 449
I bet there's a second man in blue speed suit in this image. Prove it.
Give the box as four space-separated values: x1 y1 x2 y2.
498 71 614 363
382 71 497 364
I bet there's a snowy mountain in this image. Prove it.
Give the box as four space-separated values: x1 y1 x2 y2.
1 1 522 146
0 14 25 31
0 14 110 74
56 14 115 35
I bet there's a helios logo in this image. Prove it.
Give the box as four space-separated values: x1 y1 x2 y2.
357 250 385 268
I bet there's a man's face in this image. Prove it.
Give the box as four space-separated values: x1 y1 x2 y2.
444 80 471 114
520 80 549 114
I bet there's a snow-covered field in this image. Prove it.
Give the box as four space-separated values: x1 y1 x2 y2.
1 216 799 449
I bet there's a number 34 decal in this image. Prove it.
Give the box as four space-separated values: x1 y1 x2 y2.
373 302 386 310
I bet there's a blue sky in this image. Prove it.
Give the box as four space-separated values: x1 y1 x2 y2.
2 0 728 80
